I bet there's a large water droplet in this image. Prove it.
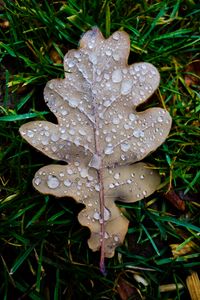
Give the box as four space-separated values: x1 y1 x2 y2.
89 154 101 170
104 207 111 221
112 69 122 83
47 175 60 189
68 98 79 108
121 80 132 95
104 145 114 155
80 168 88 178
93 212 100 220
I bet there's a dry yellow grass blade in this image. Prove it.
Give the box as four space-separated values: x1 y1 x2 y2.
186 271 200 300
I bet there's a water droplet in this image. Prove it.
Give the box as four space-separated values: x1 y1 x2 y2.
104 232 109 239
34 177 41 186
104 207 111 221
121 80 132 95
114 235 119 242
68 98 79 108
104 73 110 80
112 69 122 83
64 179 72 187
105 49 112 56
112 53 120 61
69 129 75 135
121 143 130 152
67 59 75 68
140 175 145 179
112 117 120 125
114 173 120 180
27 130 34 138
104 145 114 155
129 113 136 122
47 175 60 189
89 154 101 170
133 129 144 138
78 129 86 136
89 53 97 64
95 184 100 192
105 135 112 143
80 168 88 178
109 183 115 189
157 116 163 123
103 100 111 107
67 169 73 175
112 32 120 40
61 110 68 116
142 190 147 196
93 212 100 220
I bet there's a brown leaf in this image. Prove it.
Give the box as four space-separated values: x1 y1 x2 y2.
19 28 172 273
185 60 200 87
165 189 186 211
116 277 142 300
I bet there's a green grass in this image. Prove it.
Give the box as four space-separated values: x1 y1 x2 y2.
0 0 200 299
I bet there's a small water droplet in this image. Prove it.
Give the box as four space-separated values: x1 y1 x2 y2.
129 113 136 122
27 130 34 138
34 177 41 186
157 116 163 123
103 100 111 107
112 32 120 40
113 53 120 61
69 129 75 135
105 49 112 56
67 169 73 175
142 190 147 196
95 184 100 192
133 129 144 138
109 183 115 189
64 179 72 187
104 232 109 239
114 173 120 180
121 143 130 152
114 235 119 242
78 129 86 136
112 117 120 125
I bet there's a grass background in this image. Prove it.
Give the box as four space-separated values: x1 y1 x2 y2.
0 0 200 299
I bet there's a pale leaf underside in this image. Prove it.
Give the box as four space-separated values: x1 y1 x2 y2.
19 28 172 272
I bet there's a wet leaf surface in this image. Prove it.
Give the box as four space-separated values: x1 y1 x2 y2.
19 28 172 272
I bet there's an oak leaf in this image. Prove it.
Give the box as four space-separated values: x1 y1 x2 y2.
19 28 172 273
